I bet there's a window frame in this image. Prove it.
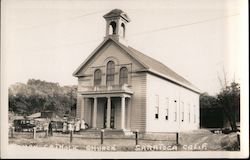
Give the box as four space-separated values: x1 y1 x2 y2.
119 67 128 85
174 100 177 122
106 61 115 85
181 101 184 122
165 97 169 120
155 95 159 119
94 69 102 86
188 104 191 123
193 105 196 123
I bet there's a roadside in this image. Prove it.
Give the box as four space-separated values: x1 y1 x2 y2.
8 129 240 151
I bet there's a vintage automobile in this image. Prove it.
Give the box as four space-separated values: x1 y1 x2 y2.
51 121 64 132
31 118 64 132
13 119 36 132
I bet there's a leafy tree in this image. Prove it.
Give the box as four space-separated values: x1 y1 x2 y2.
200 92 224 128
217 82 240 131
9 94 31 116
200 92 218 109
8 79 77 117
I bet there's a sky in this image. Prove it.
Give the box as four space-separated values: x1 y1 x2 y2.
1 0 247 95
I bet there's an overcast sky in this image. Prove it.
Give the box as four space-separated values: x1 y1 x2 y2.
1 0 247 95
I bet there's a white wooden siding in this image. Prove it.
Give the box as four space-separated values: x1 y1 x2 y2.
146 73 199 132
130 72 147 132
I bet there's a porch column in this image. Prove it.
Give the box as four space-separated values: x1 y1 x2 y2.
106 97 111 129
121 96 126 130
126 98 131 129
80 97 85 121
92 97 97 128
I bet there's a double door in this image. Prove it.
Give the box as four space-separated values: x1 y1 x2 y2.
103 102 115 129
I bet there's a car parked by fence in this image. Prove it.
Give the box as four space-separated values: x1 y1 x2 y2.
13 119 36 132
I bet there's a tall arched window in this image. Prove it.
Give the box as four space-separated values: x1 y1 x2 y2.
119 67 128 85
109 21 116 35
106 61 115 85
94 69 102 85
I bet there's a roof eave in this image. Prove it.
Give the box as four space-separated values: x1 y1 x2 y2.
109 37 149 69
72 38 108 76
146 69 201 94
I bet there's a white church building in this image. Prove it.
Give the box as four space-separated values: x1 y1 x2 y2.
73 9 201 133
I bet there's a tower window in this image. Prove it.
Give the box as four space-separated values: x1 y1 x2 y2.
109 21 116 35
94 69 102 85
121 23 125 37
106 61 115 85
119 67 128 85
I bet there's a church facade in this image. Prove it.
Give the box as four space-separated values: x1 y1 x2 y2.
73 9 200 132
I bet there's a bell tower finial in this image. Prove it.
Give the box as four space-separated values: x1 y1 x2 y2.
103 9 130 46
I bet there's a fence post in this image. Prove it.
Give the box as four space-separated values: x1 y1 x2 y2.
135 130 139 145
176 132 179 145
101 129 104 144
33 127 36 139
70 130 73 143
10 127 14 138
50 127 53 137
45 129 48 138
237 132 240 149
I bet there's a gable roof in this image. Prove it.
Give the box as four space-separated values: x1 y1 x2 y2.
73 37 201 94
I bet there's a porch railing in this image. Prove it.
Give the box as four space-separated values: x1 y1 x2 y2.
80 84 133 93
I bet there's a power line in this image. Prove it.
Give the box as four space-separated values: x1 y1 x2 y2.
46 13 240 50
9 13 240 53
9 38 103 53
128 13 240 37
13 9 109 31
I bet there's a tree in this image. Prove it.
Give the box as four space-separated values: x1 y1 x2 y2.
200 92 218 109
200 92 225 128
8 79 77 117
217 82 240 131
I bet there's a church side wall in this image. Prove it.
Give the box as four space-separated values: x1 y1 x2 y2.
146 73 200 132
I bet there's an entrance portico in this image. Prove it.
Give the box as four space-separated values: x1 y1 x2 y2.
80 93 132 130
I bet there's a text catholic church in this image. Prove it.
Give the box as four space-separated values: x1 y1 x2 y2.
73 9 201 132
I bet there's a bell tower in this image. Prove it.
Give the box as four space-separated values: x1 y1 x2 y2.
103 9 131 46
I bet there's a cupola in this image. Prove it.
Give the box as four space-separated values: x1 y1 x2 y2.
103 9 130 46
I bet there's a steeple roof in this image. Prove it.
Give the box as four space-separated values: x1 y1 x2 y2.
103 9 131 22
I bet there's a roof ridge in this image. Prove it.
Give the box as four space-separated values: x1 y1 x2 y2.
126 46 200 92
127 46 192 83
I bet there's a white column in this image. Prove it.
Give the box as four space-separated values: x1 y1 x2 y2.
80 97 85 121
126 98 131 129
106 97 111 129
121 96 126 130
92 97 97 128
